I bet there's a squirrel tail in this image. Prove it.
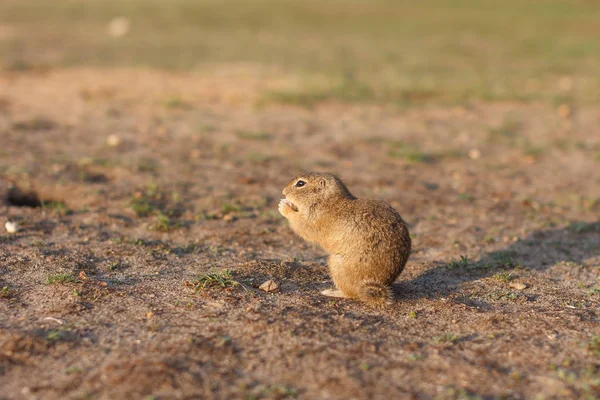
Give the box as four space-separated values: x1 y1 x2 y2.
357 282 393 308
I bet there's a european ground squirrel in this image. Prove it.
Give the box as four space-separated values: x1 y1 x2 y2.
278 172 411 307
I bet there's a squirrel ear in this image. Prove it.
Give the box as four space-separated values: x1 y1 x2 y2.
319 179 326 189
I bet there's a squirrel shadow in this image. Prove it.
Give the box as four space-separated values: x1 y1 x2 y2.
395 220 600 300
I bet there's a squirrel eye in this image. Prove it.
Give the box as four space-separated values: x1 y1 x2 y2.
295 180 306 187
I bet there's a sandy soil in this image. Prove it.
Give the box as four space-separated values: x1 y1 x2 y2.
0 68 599 400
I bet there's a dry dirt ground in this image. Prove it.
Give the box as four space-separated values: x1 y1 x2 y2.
0 68 599 400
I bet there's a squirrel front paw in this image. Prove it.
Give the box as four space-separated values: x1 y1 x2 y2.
278 199 296 217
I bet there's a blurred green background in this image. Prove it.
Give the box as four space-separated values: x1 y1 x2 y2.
1 0 599 106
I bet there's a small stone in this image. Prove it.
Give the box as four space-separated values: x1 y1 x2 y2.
190 149 201 159
5 221 18 233
558 76 574 92
223 214 234 222
259 279 279 293
468 149 481 160
456 132 470 143
107 17 130 38
156 126 168 137
78 270 89 282
106 134 122 147
557 104 571 119
237 177 256 185
510 282 527 290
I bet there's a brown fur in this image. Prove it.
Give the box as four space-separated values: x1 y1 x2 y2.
278 172 411 307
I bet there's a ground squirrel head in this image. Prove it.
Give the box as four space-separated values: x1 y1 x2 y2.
282 172 355 212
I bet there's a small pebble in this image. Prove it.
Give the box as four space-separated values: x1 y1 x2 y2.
190 149 201 159
558 76 573 92
468 149 481 160
5 221 18 234
510 282 527 290
106 134 122 147
557 104 571 119
259 279 279 293
107 17 130 38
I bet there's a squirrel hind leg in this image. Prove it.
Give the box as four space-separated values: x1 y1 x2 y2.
357 282 393 308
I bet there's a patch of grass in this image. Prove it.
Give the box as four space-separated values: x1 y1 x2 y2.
0 286 12 298
171 191 182 202
568 221 599 234
447 251 519 271
235 130 272 141
437 386 484 400
200 124 216 133
65 366 83 375
488 291 522 302
217 144 229 155
433 332 458 345
588 336 600 358
135 157 159 174
47 273 77 284
408 353 425 362
387 141 435 163
482 251 518 269
493 272 515 282
130 197 156 217
111 235 145 246
164 97 192 109
70 164 108 183
41 200 72 216
248 384 298 400
248 152 272 163
391 149 434 163
483 235 496 244
265 82 451 108
88 158 119 167
222 203 242 214
193 270 244 291
521 144 544 158
46 329 73 342
488 117 523 143
264 89 330 109
176 241 201 255
510 371 523 381
129 184 179 218
12 116 57 131
150 212 178 232
197 211 219 221
421 182 440 191
447 255 470 270
488 116 547 159
264 80 377 108
458 192 475 202
4 60 34 72
208 245 227 256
